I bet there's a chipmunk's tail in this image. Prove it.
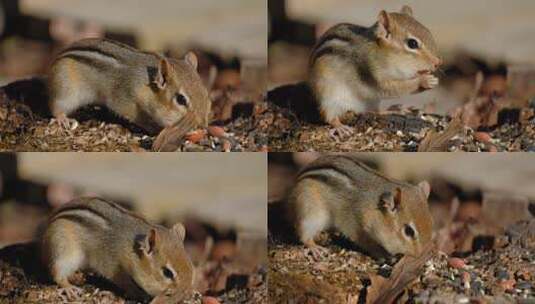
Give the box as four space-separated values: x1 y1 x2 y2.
0 77 51 117
267 81 322 123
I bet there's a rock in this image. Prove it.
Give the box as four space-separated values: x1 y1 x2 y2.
515 281 532 290
495 268 509 280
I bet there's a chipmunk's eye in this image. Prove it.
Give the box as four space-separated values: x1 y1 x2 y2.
173 93 189 107
403 224 416 239
407 38 419 50
162 266 175 279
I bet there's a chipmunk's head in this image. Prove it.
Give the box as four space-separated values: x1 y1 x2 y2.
148 52 211 131
134 224 194 298
374 5 442 79
365 181 433 258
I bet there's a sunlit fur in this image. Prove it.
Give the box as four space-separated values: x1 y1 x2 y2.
309 6 442 127
48 38 211 134
289 155 433 258
133 226 194 296
41 197 193 300
374 12 441 80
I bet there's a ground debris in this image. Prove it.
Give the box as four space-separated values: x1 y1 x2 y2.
267 102 494 152
418 116 465 152
366 243 436 304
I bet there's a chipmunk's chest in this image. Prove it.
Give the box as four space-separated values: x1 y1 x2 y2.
313 56 381 110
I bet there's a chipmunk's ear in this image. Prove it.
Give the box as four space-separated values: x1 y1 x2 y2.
418 181 431 199
171 223 186 241
400 5 413 16
376 10 393 40
139 229 158 256
380 188 402 213
155 58 172 90
184 52 198 71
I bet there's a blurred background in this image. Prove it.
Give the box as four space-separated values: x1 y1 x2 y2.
0 152 267 299
269 0 535 115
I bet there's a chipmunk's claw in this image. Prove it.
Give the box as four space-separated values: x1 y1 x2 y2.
52 114 79 134
304 239 330 260
58 285 84 301
329 124 354 140
306 244 330 260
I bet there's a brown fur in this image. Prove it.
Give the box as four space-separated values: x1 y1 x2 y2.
48 38 211 135
288 154 433 258
308 6 441 130
41 197 193 300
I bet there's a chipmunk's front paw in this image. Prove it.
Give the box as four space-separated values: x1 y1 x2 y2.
419 73 439 89
52 113 79 133
329 125 353 140
58 285 84 301
303 239 330 260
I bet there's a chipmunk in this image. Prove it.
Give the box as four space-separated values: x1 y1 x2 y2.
40 197 194 301
48 38 211 134
288 154 433 258
309 6 442 137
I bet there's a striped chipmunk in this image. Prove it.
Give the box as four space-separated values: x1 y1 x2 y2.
309 5 442 137
48 38 211 134
288 154 433 259
40 197 194 301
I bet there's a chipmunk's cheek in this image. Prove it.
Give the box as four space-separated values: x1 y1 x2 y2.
398 65 420 79
160 111 185 127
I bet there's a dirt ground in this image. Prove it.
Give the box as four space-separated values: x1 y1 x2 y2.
265 100 535 152
269 222 534 303
267 156 535 303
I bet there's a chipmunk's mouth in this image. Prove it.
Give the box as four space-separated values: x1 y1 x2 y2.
417 69 432 75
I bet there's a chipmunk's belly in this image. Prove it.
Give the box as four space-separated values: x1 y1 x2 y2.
323 75 377 113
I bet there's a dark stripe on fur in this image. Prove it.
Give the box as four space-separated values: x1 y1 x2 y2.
58 46 119 62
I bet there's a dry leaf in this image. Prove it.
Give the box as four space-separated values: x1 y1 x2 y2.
152 111 201 151
366 243 436 304
418 116 464 152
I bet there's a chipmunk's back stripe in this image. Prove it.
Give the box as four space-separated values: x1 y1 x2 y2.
311 46 353 64
56 47 121 67
57 54 110 71
299 167 355 190
310 23 372 64
52 213 106 231
335 155 409 187
50 208 111 230
315 33 353 49
298 155 410 189
96 197 154 226
99 38 138 52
